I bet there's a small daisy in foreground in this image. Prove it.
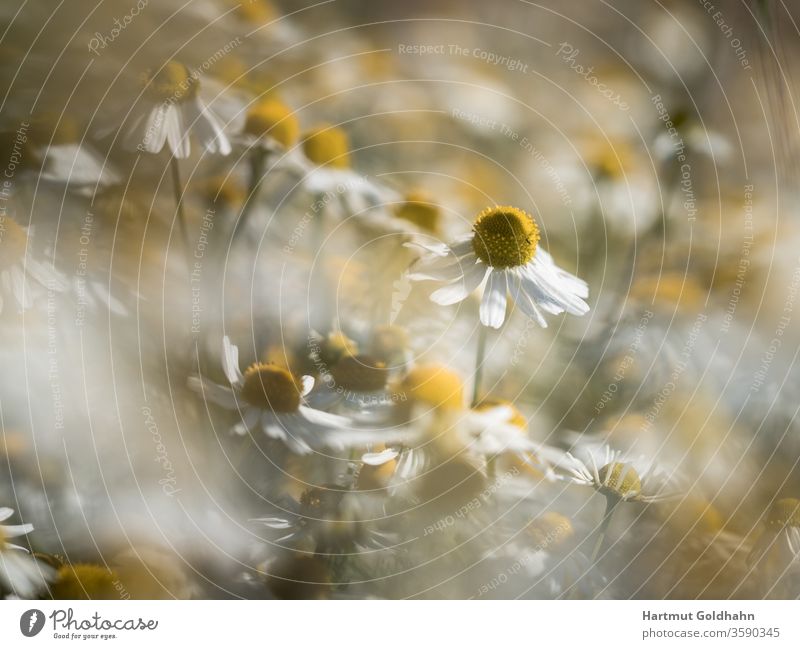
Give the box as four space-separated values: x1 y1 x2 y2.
0 507 53 597
562 445 680 503
104 60 231 159
189 337 368 454
0 215 67 313
408 205 589 328
748 498 800 597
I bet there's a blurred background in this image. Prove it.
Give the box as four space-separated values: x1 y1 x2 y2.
1 0 800 599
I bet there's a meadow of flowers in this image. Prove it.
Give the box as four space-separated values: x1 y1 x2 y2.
1 0 800 600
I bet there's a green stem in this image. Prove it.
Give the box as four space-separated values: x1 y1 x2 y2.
230 148 267 247
589 496 619 565
471 325 488 407
170 157 192 260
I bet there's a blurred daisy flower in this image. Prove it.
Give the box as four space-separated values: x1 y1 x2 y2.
562 444 681 504
0 507 53 598
0 215 67 313
748 498 800 597
103 60 231 159
190 336 381 454
408 205 589 328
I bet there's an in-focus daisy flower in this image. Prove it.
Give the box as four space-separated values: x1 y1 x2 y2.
562 445 680 504
107 60 231 159
408 205 589 329
49 563 121 600
0 507 52 598
0 215 67 313
748 497 800 597
189 336 367 454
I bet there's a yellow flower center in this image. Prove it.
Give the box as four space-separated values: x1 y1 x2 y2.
316 331 359 366
243 99 299 149
302 125 351 168
474 398 527 429
766 498 800 530
51 564 120 600
597 462 642 499
233 0 276 24
331 354 387 392
241 363 302 412
471 206 539 268
142 61 197 103
0 217 28 270
395 191 441 232
527 511 574 550
399 364 464 411
198 174 245 208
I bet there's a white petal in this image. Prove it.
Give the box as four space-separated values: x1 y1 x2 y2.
1 523 33 538
135 102 171 154
430 262 489 306
362 448 400 465
165 103 190 159
187 376 239 409
185 98 232 155
300 375 315 396
0 508 13 521
222 336 244 385
479 271 508 328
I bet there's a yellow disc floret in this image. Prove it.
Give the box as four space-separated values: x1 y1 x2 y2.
394 191 441 232
50 564 120 600
766 498 800 531
472 206 539 269
399 364 464 411
241 363 302 412
142 61 197 103
597 462 642 500
0 217 28 270
243 99 299 149
302 124 350 168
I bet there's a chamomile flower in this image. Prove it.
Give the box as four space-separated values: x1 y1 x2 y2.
104 60 231 159
408 206 589 329
238 98 299 153
562 445 680 503
0 215 67 313
748 498 800 597
0 507 52 598
189 336 376 454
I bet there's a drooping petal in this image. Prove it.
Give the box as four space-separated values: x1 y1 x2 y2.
479 270 508 328
430 261 489 306
222 336 244 385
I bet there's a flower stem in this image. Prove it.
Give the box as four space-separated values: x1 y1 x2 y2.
170 157 192 260
589 495 619 565
230 149 267 247
471 325 488 407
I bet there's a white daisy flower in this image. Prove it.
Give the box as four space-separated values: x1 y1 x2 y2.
407 205 589 329
561 444 680 504
189 337 384 455
748 498 800 597
101 60 231 159
0 216 67 313
0 507 53 598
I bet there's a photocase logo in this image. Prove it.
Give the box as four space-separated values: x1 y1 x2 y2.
20 609 45 637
